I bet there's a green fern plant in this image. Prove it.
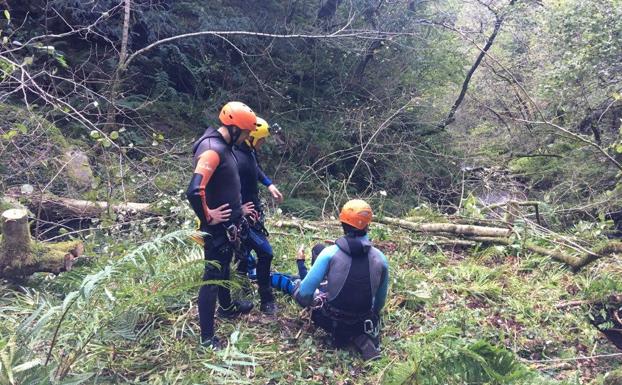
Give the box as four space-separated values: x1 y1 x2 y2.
0 229 240 384
383 328 561 385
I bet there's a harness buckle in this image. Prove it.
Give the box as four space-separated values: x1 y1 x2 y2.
225 224 238 242
225 224 242 253
311 292 328 310
247 212 258 226
364 319 379 337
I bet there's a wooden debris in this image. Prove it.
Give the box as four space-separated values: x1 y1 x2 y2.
6 189 159 222
0 208 83 278
376 216 511 238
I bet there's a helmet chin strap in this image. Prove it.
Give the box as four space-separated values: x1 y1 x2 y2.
225 125 241 145
248 139 256 151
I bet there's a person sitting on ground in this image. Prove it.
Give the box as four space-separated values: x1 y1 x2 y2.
293 200 390 361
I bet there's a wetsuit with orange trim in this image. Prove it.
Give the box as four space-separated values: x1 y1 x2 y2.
186 127 243 342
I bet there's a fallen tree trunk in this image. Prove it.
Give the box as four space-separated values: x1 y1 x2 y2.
273 219 333 232
268 216 618 270
377 217 622 269
6 190 616 271
466 236 585 267
446 216 510 227
456 237 621 270
0 209 83 278
376 216 511 238
7 189 158 220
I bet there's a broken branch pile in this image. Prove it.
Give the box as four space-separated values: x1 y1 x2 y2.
274 215 621 270
3 191 620 272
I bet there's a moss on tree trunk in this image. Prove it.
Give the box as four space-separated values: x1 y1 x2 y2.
0 209 83 278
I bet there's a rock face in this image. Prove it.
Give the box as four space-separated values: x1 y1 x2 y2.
63 149 95 192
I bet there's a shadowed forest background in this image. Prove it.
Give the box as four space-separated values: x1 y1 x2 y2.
1 1 622 384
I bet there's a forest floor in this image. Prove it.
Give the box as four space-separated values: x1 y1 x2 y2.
1 217 621 385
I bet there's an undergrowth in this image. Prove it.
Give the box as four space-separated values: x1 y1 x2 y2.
1 220 621 385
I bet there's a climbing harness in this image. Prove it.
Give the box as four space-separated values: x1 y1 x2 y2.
363 318 380 338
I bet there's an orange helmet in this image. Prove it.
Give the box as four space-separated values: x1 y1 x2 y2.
339 199 373 230
219 101 257 131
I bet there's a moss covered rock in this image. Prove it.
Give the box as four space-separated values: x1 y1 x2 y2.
63 148 95 192
0 103 72 194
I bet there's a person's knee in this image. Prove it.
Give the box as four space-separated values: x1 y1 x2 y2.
198 284 219 304
203 244 233 281
199 283 218 293
203 264 228 281
257 249 274 264
260 243 274 257
249 230 274 256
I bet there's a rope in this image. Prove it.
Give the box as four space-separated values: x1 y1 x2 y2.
311 293 328 310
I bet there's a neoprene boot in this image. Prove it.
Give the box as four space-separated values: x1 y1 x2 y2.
259 301 278 315
201 335 225 350
217 300 254 319
352 334 381 361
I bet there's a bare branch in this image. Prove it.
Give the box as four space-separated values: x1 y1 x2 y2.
438 0 517 130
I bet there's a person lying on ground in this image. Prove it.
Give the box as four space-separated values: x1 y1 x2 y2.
270 243 328 294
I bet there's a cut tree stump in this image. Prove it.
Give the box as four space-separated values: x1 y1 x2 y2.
1 209 33 265
0 209 83 278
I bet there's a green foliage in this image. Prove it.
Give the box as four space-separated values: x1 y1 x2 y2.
0 58 15 80
542 0 622 101
571 220 612 241
445 264 504 301
0 103 73 194
280 197 323 219
578 272 622 302
2 209 620 384
385 328 550 385
2 1 622 383
0 230 243 384
4 0 469 214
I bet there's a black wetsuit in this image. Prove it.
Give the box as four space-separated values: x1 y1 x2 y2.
233 142 275 305
233 142 272 211
186 127 242 341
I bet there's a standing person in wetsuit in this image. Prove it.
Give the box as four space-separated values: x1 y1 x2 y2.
186 101 258 348
244 118 284 204
233 117 283 314
293 200 390 360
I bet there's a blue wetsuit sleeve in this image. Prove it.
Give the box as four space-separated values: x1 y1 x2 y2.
373 252 390 314
257 164 273 187
295 246 335 307
296 259 308 280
